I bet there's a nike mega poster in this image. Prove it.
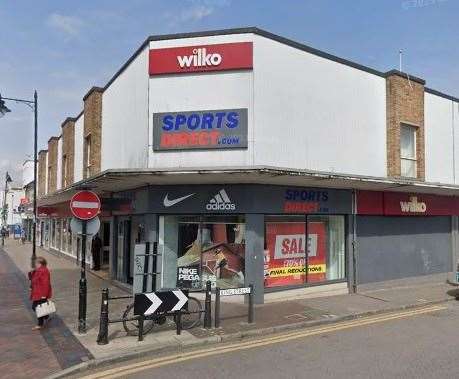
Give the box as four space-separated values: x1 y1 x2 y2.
153 108 248 151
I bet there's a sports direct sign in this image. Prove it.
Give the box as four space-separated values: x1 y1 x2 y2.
153 108 248 151
149 42 253 75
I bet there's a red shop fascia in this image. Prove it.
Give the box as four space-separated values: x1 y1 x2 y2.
37 198 132 218
357 190 459 216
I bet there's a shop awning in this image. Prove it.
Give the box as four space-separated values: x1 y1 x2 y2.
37 166 459 206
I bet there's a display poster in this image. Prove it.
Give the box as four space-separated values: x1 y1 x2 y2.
264 222 326 287
175 222 245 289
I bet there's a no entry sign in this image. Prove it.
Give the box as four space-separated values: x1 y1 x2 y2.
70 191 101 220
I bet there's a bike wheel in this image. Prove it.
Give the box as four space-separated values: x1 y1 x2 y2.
180 296 202 330
122 303 155 336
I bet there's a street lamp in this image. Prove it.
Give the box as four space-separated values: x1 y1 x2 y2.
0 98 11 118
0 92 38 268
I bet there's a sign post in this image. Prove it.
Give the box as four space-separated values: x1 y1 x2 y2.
70 190 101 334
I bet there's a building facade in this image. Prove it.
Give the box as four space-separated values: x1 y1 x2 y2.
36 28 459 303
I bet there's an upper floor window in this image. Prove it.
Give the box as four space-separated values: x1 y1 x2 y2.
400 124 417 178
85 135 91 177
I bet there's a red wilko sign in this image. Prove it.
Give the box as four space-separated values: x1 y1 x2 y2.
149 42 253 75
357 190 459 216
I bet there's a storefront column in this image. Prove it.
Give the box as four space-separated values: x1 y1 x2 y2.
245 214 265 304
448 216 459 284
347 214 357 293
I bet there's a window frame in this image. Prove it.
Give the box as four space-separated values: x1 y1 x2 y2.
400 123 417 178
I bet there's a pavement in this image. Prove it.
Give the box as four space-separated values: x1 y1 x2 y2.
1 238 458 379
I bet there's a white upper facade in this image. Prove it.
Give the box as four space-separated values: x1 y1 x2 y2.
52 28 459 189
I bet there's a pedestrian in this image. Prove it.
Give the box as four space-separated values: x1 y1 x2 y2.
28 256 52 330
91 233 102 271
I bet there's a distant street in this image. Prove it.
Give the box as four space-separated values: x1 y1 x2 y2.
77 302 459 379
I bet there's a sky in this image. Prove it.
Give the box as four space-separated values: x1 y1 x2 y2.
1 0 458 186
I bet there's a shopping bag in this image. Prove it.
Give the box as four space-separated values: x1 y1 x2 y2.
35 300 56 318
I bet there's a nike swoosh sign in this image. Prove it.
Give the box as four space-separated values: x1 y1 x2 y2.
163 193 195 207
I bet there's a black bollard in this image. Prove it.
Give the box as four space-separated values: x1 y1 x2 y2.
204 280 212 328
96 288 109 345
214 287 221 328
248 284 254 324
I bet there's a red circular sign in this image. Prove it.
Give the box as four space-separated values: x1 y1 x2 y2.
70 191 101 220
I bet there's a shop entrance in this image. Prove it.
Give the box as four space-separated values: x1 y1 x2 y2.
116 218 132 284
100 221 111 272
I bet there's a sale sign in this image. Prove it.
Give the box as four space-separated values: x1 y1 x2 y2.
264 222 326 288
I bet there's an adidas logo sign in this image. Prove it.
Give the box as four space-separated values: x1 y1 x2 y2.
206 189 236 211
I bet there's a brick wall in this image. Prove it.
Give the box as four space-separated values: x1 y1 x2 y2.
37 150 47 197
61 118 75 187
83 87 103 179
47 137 59 193
386 71 425 180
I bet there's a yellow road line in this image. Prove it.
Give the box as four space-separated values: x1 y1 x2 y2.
82 305 446 379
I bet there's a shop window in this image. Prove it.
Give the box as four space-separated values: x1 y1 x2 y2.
400 124 417 178
159 215 245 290
55 219 61 251
264 215 345 289
62 219 67 253
67 218 73 255
51 219 56 248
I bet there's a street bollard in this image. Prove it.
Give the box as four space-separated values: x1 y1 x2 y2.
204 280 212 329
248 284 254 324
96 288 109 345
214 287 221 328
176 310 182 335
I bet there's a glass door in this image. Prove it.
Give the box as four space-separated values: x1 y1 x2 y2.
116 218 132 284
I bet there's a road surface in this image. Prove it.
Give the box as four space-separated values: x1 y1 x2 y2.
75 302 459 379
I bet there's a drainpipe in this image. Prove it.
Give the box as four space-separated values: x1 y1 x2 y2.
351 189 358 293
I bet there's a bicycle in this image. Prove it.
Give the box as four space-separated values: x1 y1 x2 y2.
122 295 202 336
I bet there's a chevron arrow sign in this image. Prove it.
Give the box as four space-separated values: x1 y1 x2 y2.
134 290 189 316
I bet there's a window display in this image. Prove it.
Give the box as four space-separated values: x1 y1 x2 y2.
264 215 345 288
159 215 245 290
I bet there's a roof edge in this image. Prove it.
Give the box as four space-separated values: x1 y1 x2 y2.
384 69 426 85
61 117 77 128
425 87 459 103
83 86 104 101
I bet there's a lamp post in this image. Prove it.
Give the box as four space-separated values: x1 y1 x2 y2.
1 172 12 246
0 92 38 268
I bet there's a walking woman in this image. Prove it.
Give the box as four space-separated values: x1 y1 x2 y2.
28 257 52 330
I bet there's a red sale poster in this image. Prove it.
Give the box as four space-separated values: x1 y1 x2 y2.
264 222 326 288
